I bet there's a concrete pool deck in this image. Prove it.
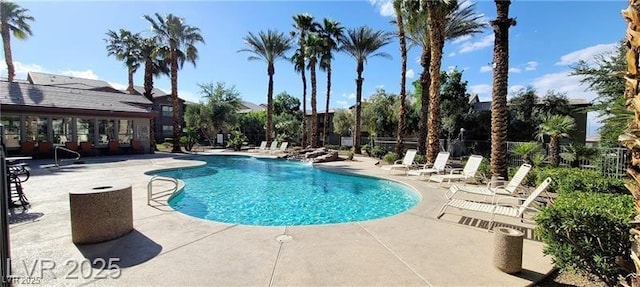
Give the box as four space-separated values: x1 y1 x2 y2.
7 150 552 286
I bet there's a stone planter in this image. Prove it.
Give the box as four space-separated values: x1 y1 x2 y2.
493 227 524 274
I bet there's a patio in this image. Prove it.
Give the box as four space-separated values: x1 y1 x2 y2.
7 151 552 286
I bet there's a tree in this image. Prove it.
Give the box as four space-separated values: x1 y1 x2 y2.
318 18 344 147
393 0 408 155
139 36 170 152
362 88 397 137
144 13 205 153
185 82 242 143
238 111 266 145
537 114 576 167
508 87 539 141
1 0 34 82
340 26 393 154
572 41 627 147
291 14 315 147
305 32 324 148
489 0 516 179
239 30 293 143
405 0 486 155
105 29 142 94
440 68 471 140
332 109 354 136
274 91 301 116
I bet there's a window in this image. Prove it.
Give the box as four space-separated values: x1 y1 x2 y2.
98 119 115 144
52 117 72 144
118 119 133 144
76 118 94 144
1 115 20 148
25 116 48 142
162 125 173 136
161 106 173 117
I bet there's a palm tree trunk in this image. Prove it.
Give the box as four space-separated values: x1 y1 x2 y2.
301 67 307 147
170 51 182 153
426 17 445 164
324 63 332 147
396 10 407 156
127 68 135 94
490 0 515 179
144 60 156 153
1 25 15 82
310 60 318 148
549 136 559 167
354 61 364 154
266 63 275 143
417 49 431 156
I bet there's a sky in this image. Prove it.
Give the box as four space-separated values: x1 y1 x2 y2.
0 0 629 137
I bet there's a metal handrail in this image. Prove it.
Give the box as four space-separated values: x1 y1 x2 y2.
54 145 81 167
147 175 179 205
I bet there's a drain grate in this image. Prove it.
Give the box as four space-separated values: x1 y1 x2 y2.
275 234 292 243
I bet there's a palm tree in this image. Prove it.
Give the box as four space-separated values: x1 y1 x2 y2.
490 0 517 179
341 27 393 154
291 14 315 147
318 18 344 147
393 0 408 156
239 30 293 143
105 29 142 94
536 114 576 167
405 0 486 156
1 0 34 82
305 33 325 148
144 13 204 153
139 36 170 153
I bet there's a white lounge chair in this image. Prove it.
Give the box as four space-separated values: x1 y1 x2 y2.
271 142 289 155
407 151 450 178
249 141 267 153
382 149 417 174
445 163 532 203
437 177 552 230
429 155 484 186
263 141 278 154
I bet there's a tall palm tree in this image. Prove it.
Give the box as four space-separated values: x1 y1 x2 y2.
489 0 517 179
405 0 486 156
1 0 34 82
318 18 344 147
105 29 142 94
305 33 325 148
144 13 204 153
341 26 393 154
139 36 170 153
291 14 315 147
393 0 408 156
239 30 293 143
536 114 575 167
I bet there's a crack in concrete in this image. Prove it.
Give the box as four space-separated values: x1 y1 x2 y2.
269 226 288 287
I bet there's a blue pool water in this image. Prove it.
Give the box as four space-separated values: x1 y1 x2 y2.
157 156 419 226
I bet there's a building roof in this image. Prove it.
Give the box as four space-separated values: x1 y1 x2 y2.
0 81 152 115
238 101 266 113
27 71 118 91
130 86 169 98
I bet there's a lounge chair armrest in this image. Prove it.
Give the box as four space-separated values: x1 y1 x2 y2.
445 184 460 200
495 195 525 206
449 168 463 175
393 159 403 165
486 179 508 188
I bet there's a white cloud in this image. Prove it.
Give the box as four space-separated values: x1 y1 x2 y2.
341 92 356 99
470 84 492 101
530 71 597 101
369 0 395 17
508 85 526 96
448 52 456 57
508 67 521 74
405 69 415 79
525 61 538 71
479 65 492 73
62 69 98 80
555 43 617 66
107 82 127 91
336 100 349 109
451 35 472 44
459 34 494 54
0 61 46 80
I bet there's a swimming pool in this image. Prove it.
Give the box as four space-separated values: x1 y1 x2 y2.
157 156 419 226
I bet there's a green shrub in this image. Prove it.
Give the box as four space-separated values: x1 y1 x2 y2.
371 146 387 159
361 145 371 156
383 152 399 164
532 167 627 195
325 144 340 150
414 154 425 165
535 192 635 286
226 130 248 151
346 151 354 161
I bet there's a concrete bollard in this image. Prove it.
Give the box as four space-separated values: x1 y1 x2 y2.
493 227 524 274
69 183 133 244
